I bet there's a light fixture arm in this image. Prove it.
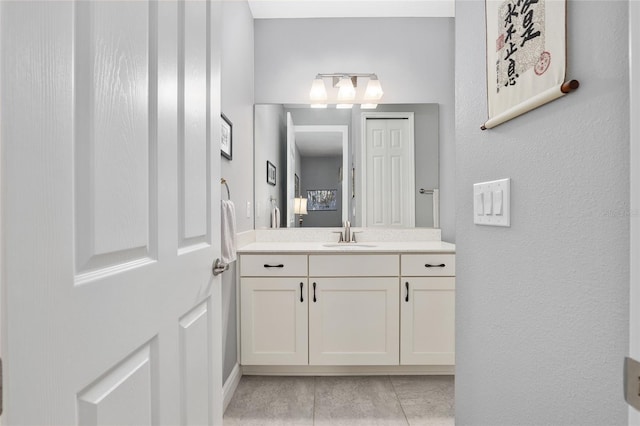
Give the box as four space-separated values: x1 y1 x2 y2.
314 73 378 88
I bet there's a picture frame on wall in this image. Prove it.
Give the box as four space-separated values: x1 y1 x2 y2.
307 189 337 211
267 161 276 186
221 113 232 160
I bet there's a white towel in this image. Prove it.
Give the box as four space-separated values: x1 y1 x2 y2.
271 205 281 228
221 200 237 264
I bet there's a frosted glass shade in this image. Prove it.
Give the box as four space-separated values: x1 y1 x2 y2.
336 77 356 101
294 197 308 215
309 78 328 102
364 78 384 101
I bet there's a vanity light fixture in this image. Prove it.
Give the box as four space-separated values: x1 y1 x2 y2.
309 73 383 108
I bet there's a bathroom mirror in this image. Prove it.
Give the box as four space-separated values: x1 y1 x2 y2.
254 104 439 229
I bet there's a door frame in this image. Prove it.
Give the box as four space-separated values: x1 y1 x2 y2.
360 112 415 227
630 1 639 424
293 125 349 225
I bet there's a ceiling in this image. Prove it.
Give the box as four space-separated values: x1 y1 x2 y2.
296 131 344 156
247 0 455 19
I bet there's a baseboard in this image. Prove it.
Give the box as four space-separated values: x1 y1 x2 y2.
222 363 242 412
241 364 455 376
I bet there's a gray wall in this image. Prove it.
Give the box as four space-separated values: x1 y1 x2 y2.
300 156 343 227
255 18 456 241
254 104 286 229
455 1 630 424
221 0 253 384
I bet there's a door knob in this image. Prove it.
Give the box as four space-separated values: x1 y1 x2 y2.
212 258 228 276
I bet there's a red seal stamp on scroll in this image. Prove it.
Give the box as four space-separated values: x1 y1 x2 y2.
535 51 551 76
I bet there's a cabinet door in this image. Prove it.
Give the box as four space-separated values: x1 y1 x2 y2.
309 278 399 365
241 278 308 365
401 277 455 365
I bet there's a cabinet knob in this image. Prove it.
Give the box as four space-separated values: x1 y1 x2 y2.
313 282 317 303
425 263 446 268
264 264 284 268
405 282 409 302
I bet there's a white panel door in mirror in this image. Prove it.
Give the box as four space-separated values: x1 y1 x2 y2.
474 178 510 227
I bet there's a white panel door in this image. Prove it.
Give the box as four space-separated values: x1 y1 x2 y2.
364 117 415 227
400 277 455 365
309 278 399 365
240 278 309 365
0 1 223 424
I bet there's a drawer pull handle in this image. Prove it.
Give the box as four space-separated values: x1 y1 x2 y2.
405 282 409 302
300 282 304 303
263 264 284 268
425 263 446 268
313 282 317 303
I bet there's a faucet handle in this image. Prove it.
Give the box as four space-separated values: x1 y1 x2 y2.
351 231 363 243
332 231 344 242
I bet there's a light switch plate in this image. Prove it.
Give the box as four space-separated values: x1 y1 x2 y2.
474 178 510 227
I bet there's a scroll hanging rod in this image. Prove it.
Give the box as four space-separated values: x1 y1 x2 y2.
220 178 230 200
480 79 580 131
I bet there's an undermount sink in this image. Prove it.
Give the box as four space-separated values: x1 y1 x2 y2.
322 243 377 248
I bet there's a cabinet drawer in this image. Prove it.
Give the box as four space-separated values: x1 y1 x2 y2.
309 254 399 277
240 254 308 277
401 254 455 276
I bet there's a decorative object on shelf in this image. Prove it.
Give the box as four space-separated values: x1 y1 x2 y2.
221 113 233 159
294 197 308 226
482 0 579 130
307 189 337 211
309 73 383 109
266 161 276 186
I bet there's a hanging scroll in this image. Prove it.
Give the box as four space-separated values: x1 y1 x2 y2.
483 0 578 130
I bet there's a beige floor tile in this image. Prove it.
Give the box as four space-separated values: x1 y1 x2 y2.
223 376 315 425
390 376 454 426
313 376 409 426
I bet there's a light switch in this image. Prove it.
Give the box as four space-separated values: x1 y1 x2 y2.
493 190 503 215
483 191 493 215
475 193 484 215
473 178 510 227
246 201 252 218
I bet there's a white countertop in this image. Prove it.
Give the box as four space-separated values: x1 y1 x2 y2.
237 240 455 254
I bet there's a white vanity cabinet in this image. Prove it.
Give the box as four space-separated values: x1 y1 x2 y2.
239 255 308 365
308 255 399 365
238 246 456 372
400 254 456 365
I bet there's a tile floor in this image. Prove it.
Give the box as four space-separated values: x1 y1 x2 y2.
223 375 454 426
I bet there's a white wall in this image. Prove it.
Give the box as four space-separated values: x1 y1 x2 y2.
254 18 456 241
221 0 254 384
455 1 630 424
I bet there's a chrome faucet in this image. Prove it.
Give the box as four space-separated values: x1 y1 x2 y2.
343 221 351 243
